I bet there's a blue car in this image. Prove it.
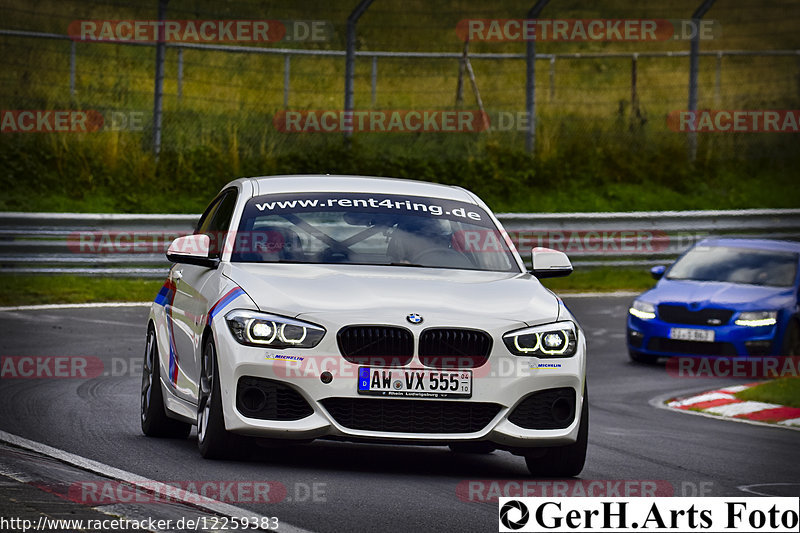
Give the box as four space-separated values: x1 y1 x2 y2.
627 238 800 363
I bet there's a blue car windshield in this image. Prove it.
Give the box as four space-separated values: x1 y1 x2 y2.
667 246 798 287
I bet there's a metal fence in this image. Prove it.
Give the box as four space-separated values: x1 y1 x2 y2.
2 209 798 277
2 23 799 158
6 27 800 116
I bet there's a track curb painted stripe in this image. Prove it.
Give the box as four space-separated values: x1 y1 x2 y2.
0 429 314 533
650 385 800 432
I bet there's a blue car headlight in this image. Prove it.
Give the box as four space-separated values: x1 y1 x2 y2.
735 311 778 327
629 300 656 320
225 309 325 348
503 321 578 357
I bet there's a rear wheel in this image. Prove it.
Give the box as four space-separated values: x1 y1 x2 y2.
524 386 588 477
629 350 658 364
782 319 800 356
198 336 247 459
140 326 191 438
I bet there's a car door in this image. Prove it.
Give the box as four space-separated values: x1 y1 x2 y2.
169 189 238 403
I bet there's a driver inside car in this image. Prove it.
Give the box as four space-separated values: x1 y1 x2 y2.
238 227 305 262
386 216 454 264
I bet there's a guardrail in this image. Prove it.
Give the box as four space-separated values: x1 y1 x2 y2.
1 209 798 277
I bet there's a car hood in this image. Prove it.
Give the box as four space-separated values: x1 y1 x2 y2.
642 279 795 310
223 263 559 326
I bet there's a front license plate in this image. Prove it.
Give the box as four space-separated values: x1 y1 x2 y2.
669 327 715 342
358 367 472 399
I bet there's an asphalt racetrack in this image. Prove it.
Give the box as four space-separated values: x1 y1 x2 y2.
0 295 797 532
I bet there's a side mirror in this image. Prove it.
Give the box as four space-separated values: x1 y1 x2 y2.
166 234 220 269
530 247 573 278
650 265 666 280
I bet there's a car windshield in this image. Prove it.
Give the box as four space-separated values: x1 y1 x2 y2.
230 192 520 272
666 245 798 287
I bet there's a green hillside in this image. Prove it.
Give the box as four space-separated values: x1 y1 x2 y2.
1 0 799 213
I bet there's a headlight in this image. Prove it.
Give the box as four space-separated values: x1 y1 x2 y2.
735 311 778 327
629 300 656 320
503 321 578 357
225 310 325 348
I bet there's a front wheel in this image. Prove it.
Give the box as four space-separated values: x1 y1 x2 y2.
197 336 247 459
140 325 191 438
524 386 588 477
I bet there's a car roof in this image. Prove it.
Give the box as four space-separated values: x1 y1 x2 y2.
698 237 800 254
230 175 480 204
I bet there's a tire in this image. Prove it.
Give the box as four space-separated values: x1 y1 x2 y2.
140 325 191 438
448 442 496 454
524 386 588 478
629 349 658 364
197 336 247 459
782 319 800 356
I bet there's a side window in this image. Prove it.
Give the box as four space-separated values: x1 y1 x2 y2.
207 191 238 258
195 199 222 236
194 189 238 258
209 192 237 234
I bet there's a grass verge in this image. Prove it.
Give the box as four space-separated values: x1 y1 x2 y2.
0 275 162 306
735 378 800 409
541 267 654 294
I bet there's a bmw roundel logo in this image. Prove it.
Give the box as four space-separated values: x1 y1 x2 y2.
406 313 423 325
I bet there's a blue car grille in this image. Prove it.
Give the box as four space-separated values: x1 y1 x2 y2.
657 304 734 326
647 338 737 356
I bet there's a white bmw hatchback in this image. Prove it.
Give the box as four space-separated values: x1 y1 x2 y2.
141 175 588 476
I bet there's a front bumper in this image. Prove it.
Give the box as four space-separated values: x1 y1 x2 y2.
627 314 778 358
213 320 587 449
